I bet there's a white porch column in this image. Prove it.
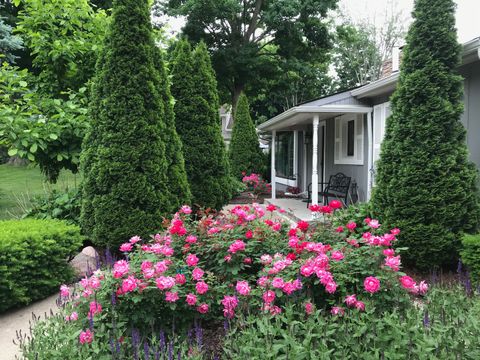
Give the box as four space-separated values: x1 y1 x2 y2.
271 130 276 199
312 116 320 206
293 130 298 181
302 130 307 191
367 111 373 201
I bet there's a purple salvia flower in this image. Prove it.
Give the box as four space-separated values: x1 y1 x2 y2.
423 310 430 328
168 340 173 360
144 341 150 360
111 292 117 306
109 338 115 359
131 328 140 360
224 319 229 334
154 346 160 360
105 248 113 267
457 260 463 278
195 322 203 349
177 350 181 360
89 315 94 331
116 340 121 355
187 328 194 345
159 330 166 351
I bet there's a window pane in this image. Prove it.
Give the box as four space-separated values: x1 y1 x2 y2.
275 132 294 178
347 120 355 156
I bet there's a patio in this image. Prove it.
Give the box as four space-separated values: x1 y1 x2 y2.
265 197 325 222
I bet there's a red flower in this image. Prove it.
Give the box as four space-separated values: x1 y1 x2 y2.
286 253 297 261
266 204 277 212
245 230 253 239
320 205 333 214
309 204 321 212
329 200 342 209
296 221 309 232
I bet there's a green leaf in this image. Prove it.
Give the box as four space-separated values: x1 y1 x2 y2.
30 143 38 153
8 148 18 156
49 133 58 140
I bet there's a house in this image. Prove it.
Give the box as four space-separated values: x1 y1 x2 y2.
258 37 480 210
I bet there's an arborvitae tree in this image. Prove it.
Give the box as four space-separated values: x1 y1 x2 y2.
81 0 172 249
229 93 265 178
152 46 191 211
372 0 480 270
171 40 232 210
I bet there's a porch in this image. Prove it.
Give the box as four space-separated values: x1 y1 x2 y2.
264 197 330 222
258 96 374 211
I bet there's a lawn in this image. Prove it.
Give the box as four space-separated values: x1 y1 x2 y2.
0 164 79 220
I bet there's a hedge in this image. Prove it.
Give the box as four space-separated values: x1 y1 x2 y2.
461 233 480 285
0 219 82 312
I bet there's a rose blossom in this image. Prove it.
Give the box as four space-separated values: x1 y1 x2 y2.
329 200 342 209
383 248 395 257
79 329 93 344
260 254 273 265
119 242 133 252
192 267 204 281
122 276 138 293
60 284 70 298
186 254 199 267
196 281 209 294
418 280 429 295
129 235 142 244
186 293 197 306
197 303 209 314
335 226 344 233
89 301 102 317
364 276 381 294
185 235 197 244
70 311 78 321
175 273 186 285
305 302 314 315
355 301 365 311
331 250 344 261
368 219 380 228
180 205 192 214
257 276 269 287
272 277 285 288
228 240 246 254
262 290 276 304
391 228 401 235
384 255 401 271
346 222 357 231
224 255 232 262
330 306 344 316
156 276 176 290
345 294 357 307
113 260 129 278
325 281 337 294
399 275 416 290
165 291 179 302
236 281 251 296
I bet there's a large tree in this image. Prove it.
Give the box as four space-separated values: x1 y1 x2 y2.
81 0 172 249
229 93 265 178
159 0 337 110
170 39 232 210
372 0 480 270
0 16 23 63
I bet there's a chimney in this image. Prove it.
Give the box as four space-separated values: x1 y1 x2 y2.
392 46 400 73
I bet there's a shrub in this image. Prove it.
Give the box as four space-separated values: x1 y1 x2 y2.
242 173 271 196
372 0 480 270
25 189 81 225
461 233 480 285
0 219 82 312
170 40 232 210
81 0 174 250
229 93 265 179
19 203 433 357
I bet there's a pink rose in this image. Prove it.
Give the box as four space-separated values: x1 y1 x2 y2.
390 228 401 235
186 254 199 267
325 281 337 294
155 261 169 274
236 281 250 296
60 284 70 298
197 303 209 314
272 277 285 289
79 329 93 344
418 280 429 295
70 311 78 321
129 235 141 244
260 254 273 265
262 290 276 304
282 282 296 295
119 242 133 252
186 293 197 306
331 250 344 261
383 249 395 257
329 200 342 209
257 276 269 287
175 273 186 285
113 260 129 278
196 281 209 294
228 240 246 254
305 302 314 315
355 301 365 311
368 219 380 228
330 306 344 316
346 222 357 231
121 276 138 293
185 235 197 244
192 267 204 281
384 255 401 271
89 301 102 317
335 226 344 233
344 294 357 307
180 205 192 214
224 255 232 262
301 264 314 277
156 276 176 290
165 291 179 303
399 275 416 290
364 276 381 294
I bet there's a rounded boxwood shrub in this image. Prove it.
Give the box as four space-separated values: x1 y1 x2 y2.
0 219 83 312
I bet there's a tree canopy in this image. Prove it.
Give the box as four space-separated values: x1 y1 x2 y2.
159 0 337 111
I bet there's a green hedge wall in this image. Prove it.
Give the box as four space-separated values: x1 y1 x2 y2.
461 233 480 285
0 219 82 312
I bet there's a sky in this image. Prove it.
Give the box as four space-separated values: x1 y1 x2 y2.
164 0 479 44
337 0 479 43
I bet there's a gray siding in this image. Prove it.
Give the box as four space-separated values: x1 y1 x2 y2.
324 115 369 203
460 62 480 170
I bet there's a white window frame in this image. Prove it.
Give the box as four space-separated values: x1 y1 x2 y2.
334 114 364 165
372 102 391 164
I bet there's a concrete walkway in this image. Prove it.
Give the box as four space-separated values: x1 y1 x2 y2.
0 294 60 360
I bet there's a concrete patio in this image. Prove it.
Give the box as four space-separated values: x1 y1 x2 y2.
265 197 325 222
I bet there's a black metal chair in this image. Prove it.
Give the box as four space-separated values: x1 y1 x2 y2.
307 173 352 208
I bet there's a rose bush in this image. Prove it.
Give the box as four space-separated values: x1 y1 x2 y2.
21 203 430 358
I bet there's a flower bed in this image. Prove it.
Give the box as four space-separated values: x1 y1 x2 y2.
20 203 432 358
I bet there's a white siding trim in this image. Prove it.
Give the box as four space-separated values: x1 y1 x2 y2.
334 114 364 165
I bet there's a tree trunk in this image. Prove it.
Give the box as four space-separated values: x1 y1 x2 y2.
232 81 245 116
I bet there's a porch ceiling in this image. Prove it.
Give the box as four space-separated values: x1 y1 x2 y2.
257 104 372 132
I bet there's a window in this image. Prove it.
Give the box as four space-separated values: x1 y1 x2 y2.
334 115 364 165
275 132 294 179
373 102 391 164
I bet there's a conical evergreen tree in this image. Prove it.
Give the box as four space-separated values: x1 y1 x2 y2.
152 46 191 211
171 40 232 210
81 0 172 249
372 0 480 270
229 93 265 178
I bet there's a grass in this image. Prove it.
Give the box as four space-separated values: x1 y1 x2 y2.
0 164 79 220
